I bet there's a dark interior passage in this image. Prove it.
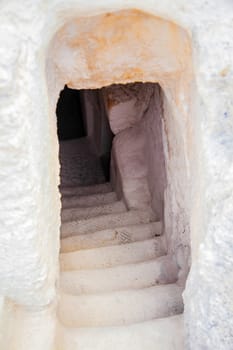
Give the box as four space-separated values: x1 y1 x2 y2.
56 86 114 186
56 85 86 140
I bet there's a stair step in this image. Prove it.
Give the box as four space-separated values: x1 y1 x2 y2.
61 200 127 222
56 315 184 350
61 210 153 238
60 182 112 197
60 237 166 271
60 256 178 295
61 221 162 252
58 284 183 327
62 191 118 209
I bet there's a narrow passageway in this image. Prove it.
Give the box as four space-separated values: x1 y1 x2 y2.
43 9 193 348
55 83 184 348
57 86 110 188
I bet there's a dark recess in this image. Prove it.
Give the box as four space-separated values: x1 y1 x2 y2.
56 85 86 140
56 85 113 182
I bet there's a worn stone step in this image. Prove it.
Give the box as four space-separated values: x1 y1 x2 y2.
61 210 153 238
62 191 118 209
56 315 184 350
61 200 127 222
60 237 166 271
60 256 178 295
61 221 162 253
58 284 183 327
60 182 112 197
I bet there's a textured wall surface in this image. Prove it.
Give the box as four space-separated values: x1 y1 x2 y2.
80 90 113 160
103 80 190 286
0 1 232 349
140 85 166 220
102 83 166 220
103 83 154 211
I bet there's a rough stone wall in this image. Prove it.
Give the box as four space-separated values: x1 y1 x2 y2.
141 84 166 220
79 90 102 153
0 1 232 350
80 90 113 160
102 83 166 221
103 83 153 210
103 80 190 284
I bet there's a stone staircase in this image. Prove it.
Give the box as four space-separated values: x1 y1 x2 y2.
56 182 184 349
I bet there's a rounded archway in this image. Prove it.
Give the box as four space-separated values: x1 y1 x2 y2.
46 9 196 348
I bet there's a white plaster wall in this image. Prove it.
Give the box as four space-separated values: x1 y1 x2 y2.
161 81 192 286
0 3 60 308
0 1 232 349
0 298 56 350
140 84 166 220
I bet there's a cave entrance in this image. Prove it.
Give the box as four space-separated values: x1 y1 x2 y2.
57 82 166 221
58 81 183 326
47 8 194 345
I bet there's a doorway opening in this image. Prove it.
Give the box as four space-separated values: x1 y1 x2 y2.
57 81 185 326
47 8 194 343
56 82 166 221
